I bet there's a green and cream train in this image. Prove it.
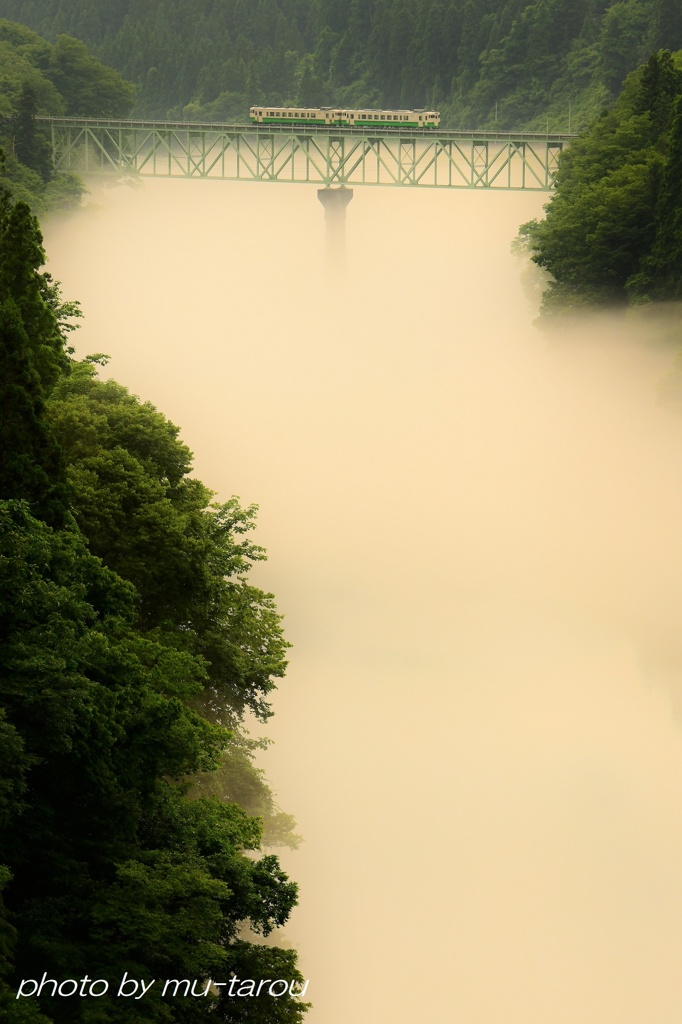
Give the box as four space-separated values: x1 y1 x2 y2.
249 106 440 128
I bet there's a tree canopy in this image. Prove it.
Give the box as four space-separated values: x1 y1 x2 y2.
520 50 682 312
0 19 134 212
0 186 308 1022
0 0 672 130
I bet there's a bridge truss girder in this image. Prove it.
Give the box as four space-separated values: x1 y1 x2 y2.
45 118 568 191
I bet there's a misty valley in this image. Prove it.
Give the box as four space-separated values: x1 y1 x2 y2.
2 6 682 1024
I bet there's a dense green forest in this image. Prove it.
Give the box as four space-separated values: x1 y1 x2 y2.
0 19 133 211
0 0 680 129
519 48 682 312
0 185 308 1020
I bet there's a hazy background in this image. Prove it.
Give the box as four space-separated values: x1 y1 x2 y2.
44 180 682 1024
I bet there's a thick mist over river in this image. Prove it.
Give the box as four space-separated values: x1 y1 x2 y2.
45 181 682 1024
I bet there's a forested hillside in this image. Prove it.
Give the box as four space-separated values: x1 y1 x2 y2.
0 0 680 129
0 186 308 1021
520 48 682 312
0 19 134 211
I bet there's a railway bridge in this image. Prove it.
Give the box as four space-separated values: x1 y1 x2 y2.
42 116 573 191
41 116 575 266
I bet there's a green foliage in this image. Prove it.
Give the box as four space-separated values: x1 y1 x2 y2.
0 39 64 116
47 34 135 117
599 0 651 92
653 0 682 52
45 360 298 841
0 297 68 524
0 174 306 1022
0 194 70 387
11 84 51 180
0 191 70 523
630 94 682 298
520 50 682 312
47 363 289 723
192 734 303 849
0 501 303 1023
0 19 134 212
218 942 311 1023
0 0 666 130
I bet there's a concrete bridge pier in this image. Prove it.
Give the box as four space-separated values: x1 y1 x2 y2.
317 187 353 274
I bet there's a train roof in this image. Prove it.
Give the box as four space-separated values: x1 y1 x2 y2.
251 105 438 113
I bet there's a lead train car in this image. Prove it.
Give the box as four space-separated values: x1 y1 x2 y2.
250 106 440 128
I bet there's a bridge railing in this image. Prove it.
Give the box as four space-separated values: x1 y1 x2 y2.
38 115 576 144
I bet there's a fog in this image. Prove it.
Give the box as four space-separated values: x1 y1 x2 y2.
44 180 682 1024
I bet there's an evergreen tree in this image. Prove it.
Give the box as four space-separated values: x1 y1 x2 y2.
0 297 67 525
630 94 682 297
653 0 682 52
0 194 69 390
10 84 51 181
0 186 69 525
634 48 682 134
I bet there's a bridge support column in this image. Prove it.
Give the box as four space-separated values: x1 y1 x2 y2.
317 187 353 274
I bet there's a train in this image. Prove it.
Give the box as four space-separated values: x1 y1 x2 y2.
249 106 440 128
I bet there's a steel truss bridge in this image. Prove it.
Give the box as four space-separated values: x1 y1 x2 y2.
41 117 574 191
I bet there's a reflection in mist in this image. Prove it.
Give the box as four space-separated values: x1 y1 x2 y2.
45 180 682 1024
